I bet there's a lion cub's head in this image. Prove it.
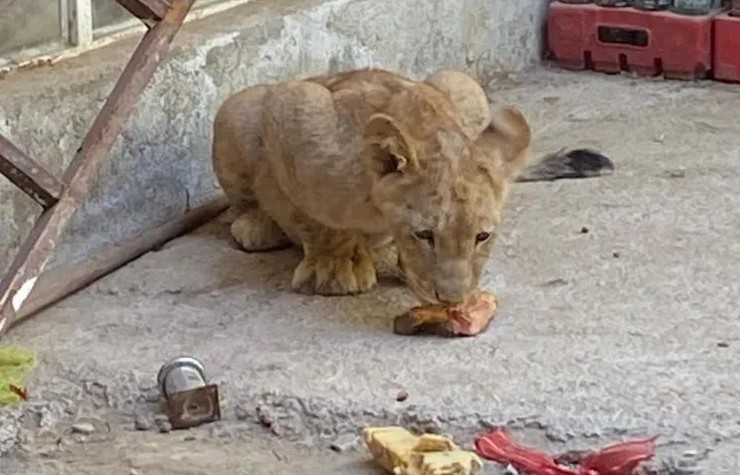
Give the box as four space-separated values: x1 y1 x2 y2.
362 86 531 304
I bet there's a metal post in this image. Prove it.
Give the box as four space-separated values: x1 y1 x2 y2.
0 0 196 335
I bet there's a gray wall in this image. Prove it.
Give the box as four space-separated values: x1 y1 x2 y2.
0 0 549 273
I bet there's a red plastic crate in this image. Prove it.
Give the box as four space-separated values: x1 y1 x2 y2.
547 3 715 80
713 13 740 82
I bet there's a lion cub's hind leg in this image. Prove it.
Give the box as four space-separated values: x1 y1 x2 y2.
211 85 291 252
230 208 290 252
292 228 378 296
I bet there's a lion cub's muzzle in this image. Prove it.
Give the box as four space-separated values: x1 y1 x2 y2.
399 255 475 305
432 260 475 305
433 286 468 306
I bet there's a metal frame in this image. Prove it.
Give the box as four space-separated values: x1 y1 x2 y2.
68 0 94 48
0 0 196 336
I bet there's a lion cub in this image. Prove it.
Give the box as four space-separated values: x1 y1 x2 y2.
212 68 611 304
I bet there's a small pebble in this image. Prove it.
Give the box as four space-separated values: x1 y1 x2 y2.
555 449 590 466
566 111 590 123
330 433 359 453
542 278 568 288
71 422 95 435
504 464 520 475
235 405 249 421
154 415 172 433
134 414 151 431
681 449 699 459
396 389 409 402
256 405 274 427
143 389 161 403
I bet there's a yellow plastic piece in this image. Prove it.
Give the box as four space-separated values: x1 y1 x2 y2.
362 426 483 475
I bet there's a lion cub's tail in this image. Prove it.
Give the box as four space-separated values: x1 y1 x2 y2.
516 148 615 183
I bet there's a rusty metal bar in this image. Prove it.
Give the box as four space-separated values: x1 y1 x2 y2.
0 134 65 209
116 0 170 26
0 0 195 335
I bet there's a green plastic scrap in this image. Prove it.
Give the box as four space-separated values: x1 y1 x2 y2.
0 345 36 405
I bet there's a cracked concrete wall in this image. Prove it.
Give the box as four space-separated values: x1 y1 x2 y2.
0 0 548 273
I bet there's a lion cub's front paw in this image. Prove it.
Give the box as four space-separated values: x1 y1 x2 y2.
291 248 377 296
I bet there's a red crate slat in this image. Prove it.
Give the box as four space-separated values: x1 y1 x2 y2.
713 12 740 83
547 3 715 80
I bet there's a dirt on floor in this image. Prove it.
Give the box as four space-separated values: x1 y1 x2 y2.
2 66 740 475
5 430 382 475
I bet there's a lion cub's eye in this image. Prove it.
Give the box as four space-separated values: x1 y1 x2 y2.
414 229 435 245
475 231 492 243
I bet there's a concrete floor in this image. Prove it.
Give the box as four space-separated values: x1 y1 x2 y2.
2 68 740 474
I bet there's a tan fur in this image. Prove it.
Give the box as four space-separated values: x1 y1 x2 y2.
212 68 531 303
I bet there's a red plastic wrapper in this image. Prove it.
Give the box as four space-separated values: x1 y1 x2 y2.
474 428 657 475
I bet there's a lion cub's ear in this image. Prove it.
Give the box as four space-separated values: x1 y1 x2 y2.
476 107 532 181
363 113 419 177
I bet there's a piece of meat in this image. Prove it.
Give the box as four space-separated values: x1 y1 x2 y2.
393 292 498 337
474 428 658 475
